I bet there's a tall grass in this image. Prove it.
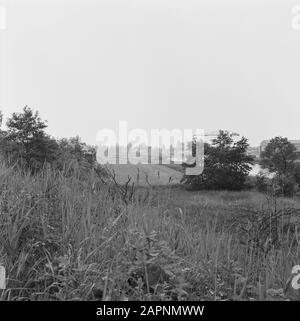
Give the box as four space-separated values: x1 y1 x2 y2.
0 162 300 301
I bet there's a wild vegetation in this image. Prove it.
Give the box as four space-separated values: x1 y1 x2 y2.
259 137 300 197
0 107 300 301
181 131 254 191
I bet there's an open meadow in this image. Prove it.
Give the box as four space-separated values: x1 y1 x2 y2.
106 164 183 186
1 163 300 301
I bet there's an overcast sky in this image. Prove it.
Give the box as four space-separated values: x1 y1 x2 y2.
0 0 299 146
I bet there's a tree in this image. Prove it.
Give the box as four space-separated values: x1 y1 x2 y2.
182 130 254 191
6 106 47 141
3 106 58 170
24 133 59 170
293 163 300 185
260 137 300 197
55 136 96 173
260 137 300 175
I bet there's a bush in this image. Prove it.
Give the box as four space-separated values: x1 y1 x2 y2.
255 172 269 192
271 174 299 197
293 163 300 185
182 130 254 191
260 137 300 194
244 175 256 190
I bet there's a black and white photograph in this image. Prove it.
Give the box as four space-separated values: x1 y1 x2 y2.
0 0 300 317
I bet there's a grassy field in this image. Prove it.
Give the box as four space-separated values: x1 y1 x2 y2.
0 163 300 301
106 164 183 185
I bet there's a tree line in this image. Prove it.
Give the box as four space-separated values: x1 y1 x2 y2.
0 106 299 196
182 132 300 195
0 106 97 174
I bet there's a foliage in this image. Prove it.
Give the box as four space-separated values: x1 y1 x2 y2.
54 136 97 174
255 172 269 192
0 106 59 171
260 137 300 197
293 163 300 185
260 137 300 175
271 174 298 197
0 107 99 174
6 106 47 143
1 107 300 301
182 130 254 191
0 164 300 301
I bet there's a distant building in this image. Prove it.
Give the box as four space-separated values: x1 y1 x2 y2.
247 146 261 160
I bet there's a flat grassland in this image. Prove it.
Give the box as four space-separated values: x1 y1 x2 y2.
106 164 183 185
0 164 300 301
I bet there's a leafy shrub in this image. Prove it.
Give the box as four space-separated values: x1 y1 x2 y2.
271 174 299 197
255 172 269 192
182 130 254 191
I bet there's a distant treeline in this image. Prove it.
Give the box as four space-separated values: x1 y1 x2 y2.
1 106 300 196
0 106 97 174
